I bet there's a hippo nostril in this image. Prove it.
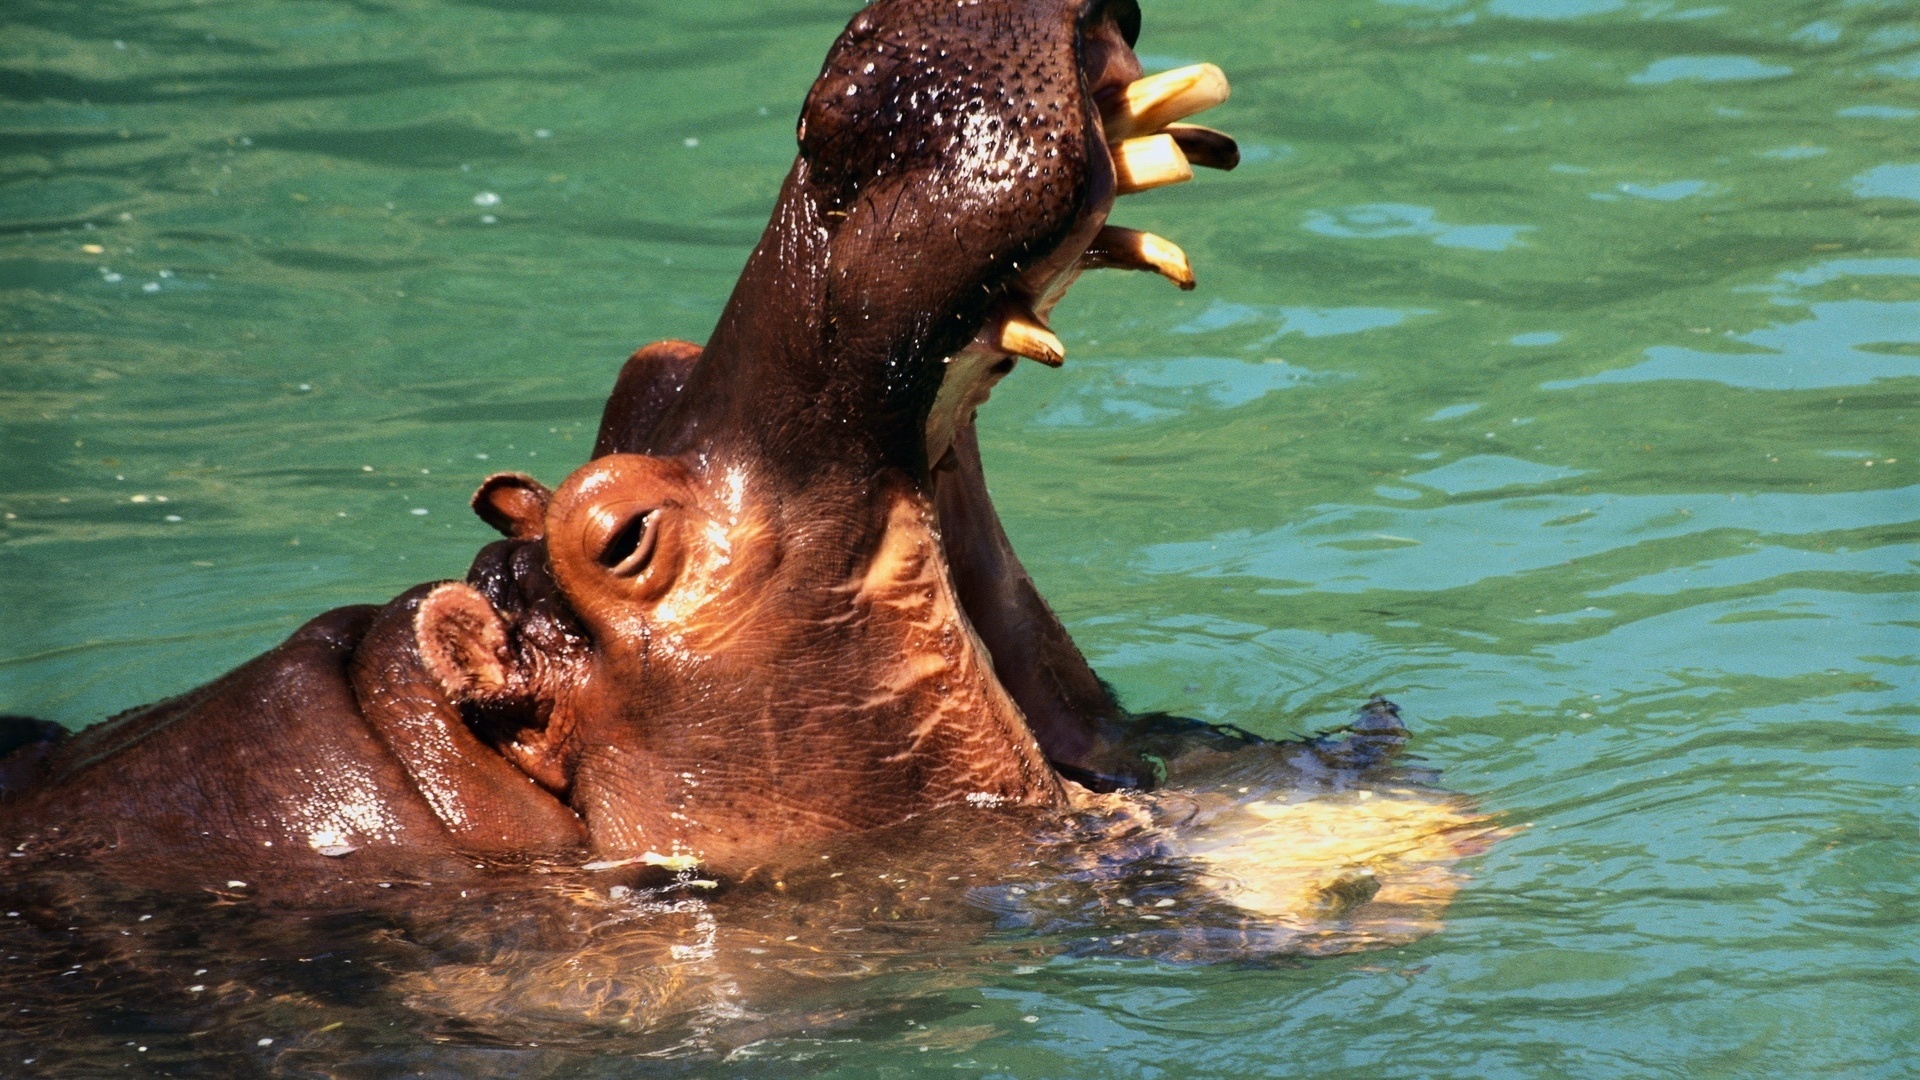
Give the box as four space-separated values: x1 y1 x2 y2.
598 511 658 577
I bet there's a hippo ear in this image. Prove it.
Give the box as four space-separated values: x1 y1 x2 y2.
472 472 552 539
415 582 514 702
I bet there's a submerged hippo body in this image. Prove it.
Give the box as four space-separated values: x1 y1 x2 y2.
0 0 1419 896
0 561 591 884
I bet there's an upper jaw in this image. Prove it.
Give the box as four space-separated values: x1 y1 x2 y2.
920 13 1238 466
646 0 1235 483
800 0 1238 472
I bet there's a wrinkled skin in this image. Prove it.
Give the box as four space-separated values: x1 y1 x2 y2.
0 0 1270 892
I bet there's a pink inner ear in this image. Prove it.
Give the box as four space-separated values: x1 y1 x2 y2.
415 583 512 700
471 472 552 539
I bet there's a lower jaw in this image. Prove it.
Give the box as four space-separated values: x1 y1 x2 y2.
923 343 1012 469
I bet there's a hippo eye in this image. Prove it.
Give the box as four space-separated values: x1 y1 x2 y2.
597 510 659 577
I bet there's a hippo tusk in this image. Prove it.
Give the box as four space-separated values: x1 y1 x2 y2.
992 299 1066 367
1102 63 1231 142
1111 134 1194 195
1163 123 1240 171
1084 226 1196 290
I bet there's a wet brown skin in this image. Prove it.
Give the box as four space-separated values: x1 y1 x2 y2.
595 341 1150 791
0 0 1233 891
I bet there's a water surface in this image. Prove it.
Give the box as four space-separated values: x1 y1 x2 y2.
2 0 1916 1075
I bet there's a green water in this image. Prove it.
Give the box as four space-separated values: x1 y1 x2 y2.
2 0 1916 1075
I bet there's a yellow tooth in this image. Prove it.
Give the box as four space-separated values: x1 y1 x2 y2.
1112 134 1193 196
994 303 1065 367
1086 226 1195 290
1102 63 1232 142
1125 231 1195 288
1164 123 1240 171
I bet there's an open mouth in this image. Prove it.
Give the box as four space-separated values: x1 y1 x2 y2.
571 0 1254 815
923 33 1238 469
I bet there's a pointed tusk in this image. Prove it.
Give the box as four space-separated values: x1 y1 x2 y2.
1111 134 1194 196
1164 123 1240 171
1085 226 1196 290
1102 63 1232 142
993 300 1066 367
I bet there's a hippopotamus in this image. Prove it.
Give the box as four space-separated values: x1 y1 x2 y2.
0 0 1281 894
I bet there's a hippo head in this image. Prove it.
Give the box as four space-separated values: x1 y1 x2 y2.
418 0 1234 868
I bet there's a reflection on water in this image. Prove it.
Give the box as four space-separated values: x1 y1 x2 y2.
1302 204 1534 251
1172 300 1427 341
1032 357 1330 428
1546 252 1920 388
1142 485 1920 593
1852 162 1920 200
1627 56 1795 85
